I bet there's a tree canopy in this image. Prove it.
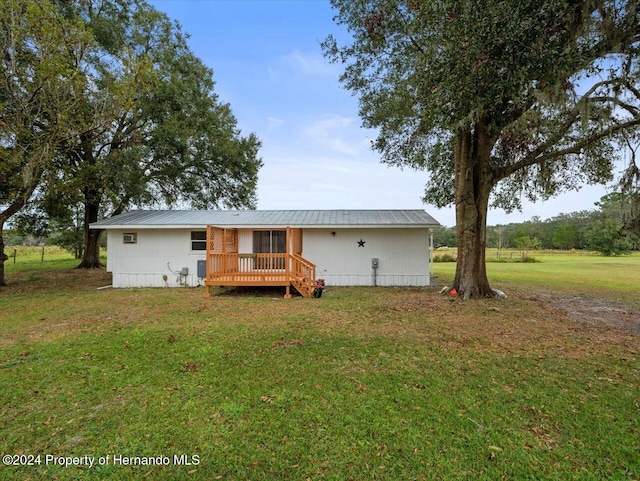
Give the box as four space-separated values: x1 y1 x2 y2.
324 0 640 297
1 0 262 276
0 0 95 284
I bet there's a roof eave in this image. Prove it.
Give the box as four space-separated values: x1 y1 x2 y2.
90 223 439 230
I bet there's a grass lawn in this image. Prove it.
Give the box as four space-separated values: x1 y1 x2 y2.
3 246 79 272
434 249 640 309
0 251 638 480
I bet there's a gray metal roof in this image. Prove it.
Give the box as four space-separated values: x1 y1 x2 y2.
90 209 440 229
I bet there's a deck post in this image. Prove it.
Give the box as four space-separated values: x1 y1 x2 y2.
205 226 211 297
285 228 292 299
285 226 291 278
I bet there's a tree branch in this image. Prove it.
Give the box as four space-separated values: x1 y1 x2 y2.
495 79 635 180
590 96 640 115
497 117 640 182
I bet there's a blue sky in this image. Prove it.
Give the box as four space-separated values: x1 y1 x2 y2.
150 0 614 227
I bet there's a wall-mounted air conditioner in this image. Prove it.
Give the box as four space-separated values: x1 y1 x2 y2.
123 233 137 244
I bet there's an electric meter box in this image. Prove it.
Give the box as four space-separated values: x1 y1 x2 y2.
197 260 206 279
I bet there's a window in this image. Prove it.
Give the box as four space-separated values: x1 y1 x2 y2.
123 233 137 244
191 231 206 251
253 230 286 269
253 230 286 253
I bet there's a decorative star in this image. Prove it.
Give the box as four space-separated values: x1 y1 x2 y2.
357 238 366 247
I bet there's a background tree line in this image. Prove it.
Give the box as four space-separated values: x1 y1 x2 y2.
433 191 640 256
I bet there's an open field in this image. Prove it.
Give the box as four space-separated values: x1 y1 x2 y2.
0 253 639 480
2 246 106 274
434 249 640 310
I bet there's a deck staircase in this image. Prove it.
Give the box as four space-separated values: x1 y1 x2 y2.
290 276 314 297
289 254 316 298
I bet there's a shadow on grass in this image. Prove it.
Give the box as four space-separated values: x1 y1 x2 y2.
211 286 301 298
0 267 112 296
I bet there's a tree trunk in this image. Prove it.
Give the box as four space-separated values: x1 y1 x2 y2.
451 123 496 299
0 223 6 287
76 200 103 269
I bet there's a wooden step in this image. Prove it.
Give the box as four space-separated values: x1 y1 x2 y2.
290 276 314 298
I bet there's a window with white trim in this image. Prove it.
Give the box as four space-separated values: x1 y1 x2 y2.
190 231 206 251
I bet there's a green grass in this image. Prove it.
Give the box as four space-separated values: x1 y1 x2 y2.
0 253 639 480
434 249 640 307
2 246 107 278
4 246 82 273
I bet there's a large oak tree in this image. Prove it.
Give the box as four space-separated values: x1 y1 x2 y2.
3 0 262 274
48 0 262 268
0 0 94 285
324 0 640 298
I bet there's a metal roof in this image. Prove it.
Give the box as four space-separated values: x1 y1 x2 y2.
90 210 440 229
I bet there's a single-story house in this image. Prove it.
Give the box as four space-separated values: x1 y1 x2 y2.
90 209 440 297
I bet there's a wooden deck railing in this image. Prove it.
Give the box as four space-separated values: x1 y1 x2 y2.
290 253 315 283
206 252 317 296
208 253 287 278
289 254 316 297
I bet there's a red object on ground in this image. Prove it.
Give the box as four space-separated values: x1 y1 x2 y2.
449 288 458 297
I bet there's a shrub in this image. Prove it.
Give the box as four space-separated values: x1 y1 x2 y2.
433 253 456 262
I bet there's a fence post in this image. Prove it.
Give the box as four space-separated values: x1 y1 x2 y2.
13 249 17 264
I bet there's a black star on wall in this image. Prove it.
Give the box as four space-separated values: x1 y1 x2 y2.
357 238 366 247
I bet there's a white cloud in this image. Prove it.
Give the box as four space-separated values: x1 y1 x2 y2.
302 115 369 156
256 148 430 212
321 163 352 174
283 49 339 77
266 116 283 130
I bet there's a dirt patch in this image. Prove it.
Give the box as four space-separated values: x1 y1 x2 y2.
361 286 639 359
529 290 640 335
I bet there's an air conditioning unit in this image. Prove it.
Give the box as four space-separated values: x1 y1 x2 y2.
123 233 137 244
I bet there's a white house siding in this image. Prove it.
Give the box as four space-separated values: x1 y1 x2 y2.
238 229 253 252
106 229 206 288
301 228 430 287
104 227 430 288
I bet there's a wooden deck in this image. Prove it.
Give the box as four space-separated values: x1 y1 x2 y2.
204 227 317 298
